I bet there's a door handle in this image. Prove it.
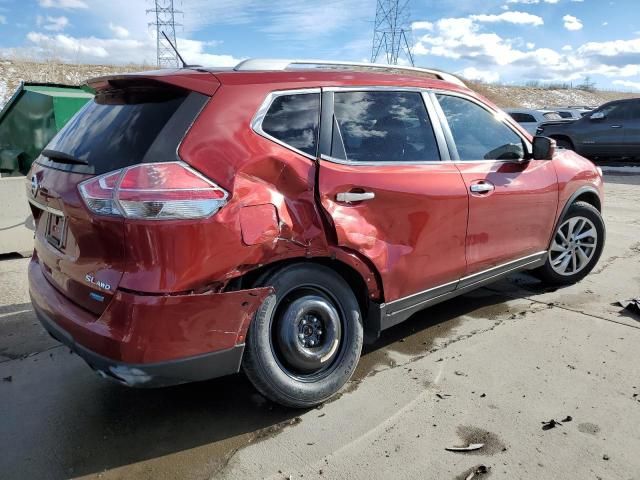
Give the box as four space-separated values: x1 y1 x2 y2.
336 191 375 203
610 125 623 128
470 182 495 194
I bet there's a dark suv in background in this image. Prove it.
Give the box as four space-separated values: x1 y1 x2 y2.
537 98 640 160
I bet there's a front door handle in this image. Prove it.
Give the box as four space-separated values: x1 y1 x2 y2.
470 182 495 194
336 191 375 203
610 125 623 128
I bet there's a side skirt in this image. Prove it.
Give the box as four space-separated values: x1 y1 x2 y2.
364 251 547 342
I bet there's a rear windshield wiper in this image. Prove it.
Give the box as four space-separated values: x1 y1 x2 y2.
42 149 89 165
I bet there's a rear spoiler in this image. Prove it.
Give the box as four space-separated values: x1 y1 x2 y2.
86 70 220 96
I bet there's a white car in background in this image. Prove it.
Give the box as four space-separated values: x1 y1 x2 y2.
505 108 565 135
543 106 594 120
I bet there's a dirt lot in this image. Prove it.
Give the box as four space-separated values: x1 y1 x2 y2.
1 176 639 480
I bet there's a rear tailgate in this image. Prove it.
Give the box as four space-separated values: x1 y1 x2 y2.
28 74 214 315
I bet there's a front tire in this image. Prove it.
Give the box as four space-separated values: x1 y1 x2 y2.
535 201 605 286
243 263 363 408
554 138 574 151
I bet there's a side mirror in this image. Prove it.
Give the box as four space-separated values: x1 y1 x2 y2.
590 111 605 120
532 136 556 160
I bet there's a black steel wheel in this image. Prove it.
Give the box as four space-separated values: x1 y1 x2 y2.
243 263 363 408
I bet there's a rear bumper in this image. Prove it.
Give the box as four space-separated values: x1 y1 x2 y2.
34 301 245 387
28 257 273 387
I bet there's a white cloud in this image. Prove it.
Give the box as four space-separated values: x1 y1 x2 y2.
613 80 640 91
40 16 69 31
506 0 559 3
0 15 6 25
23 31 239 67
39 0 88 9
108 23 129 39
563 15 583 31
412 12 640 84
411 21 433 31
460 67 500 83
470 11 544 26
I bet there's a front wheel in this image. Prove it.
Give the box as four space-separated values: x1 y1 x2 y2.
534 201 605 286
554 138 574 151
243 263 363 408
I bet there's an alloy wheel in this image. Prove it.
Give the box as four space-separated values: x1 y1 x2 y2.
549 216 598 276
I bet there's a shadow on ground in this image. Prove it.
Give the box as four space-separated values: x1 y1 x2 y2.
0 275 542 479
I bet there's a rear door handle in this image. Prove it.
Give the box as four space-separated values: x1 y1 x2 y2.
336 191 375 203
470 182 495 194
610 125 623 128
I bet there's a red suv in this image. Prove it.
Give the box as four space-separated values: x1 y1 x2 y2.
27 60 605 407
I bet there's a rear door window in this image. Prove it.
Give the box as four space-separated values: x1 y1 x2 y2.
510 113 536 123
330 91 440 162
261 93 320 157
42 86 206 174
436 94 525 161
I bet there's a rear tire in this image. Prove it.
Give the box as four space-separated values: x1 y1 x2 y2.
243 263 363 408
534 201 605 286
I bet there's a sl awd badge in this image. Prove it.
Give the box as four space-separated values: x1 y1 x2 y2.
85 274 112 291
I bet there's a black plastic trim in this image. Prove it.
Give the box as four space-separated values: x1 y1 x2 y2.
548 185 601 248
32 301 244 388
367 251 547 333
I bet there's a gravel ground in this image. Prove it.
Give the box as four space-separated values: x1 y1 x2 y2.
0 178 639 480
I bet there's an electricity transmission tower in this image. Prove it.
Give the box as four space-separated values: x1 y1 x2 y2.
148 0 182 68
370 0 414 66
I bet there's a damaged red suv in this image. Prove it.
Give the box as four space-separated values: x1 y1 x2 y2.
27 60 605 407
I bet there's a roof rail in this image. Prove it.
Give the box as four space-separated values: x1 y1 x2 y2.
233 59 467 88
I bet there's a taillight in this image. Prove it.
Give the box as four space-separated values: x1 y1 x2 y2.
79 162 228 220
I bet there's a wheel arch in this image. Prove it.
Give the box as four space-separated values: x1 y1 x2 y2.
549 134 575 149
224 255 383 342
548 186 602 248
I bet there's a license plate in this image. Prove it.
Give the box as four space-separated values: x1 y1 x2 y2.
45 212 67 250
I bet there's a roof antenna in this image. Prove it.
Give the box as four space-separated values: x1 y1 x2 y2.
161 31 199 68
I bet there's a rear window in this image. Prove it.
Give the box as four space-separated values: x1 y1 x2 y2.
510 113 536 123
40 86 207 174
260 93 320 157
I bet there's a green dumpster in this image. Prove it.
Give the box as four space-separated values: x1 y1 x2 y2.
0 82 93 255
0 82 94 177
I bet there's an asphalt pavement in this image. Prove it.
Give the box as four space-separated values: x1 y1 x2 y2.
1 175 639 480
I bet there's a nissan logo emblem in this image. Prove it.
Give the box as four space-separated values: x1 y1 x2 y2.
30 174 39 197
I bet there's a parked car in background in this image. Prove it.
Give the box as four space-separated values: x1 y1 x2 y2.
27 59 605 407
505 108 565 135
537 98 640 159
543 106 592 120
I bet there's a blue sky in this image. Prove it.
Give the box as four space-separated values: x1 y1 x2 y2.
0 0 639 90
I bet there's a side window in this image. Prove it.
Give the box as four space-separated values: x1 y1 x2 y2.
261 93 320 157
510 113 536 123
543 112 562 120
597 102 630 121
436 94 525 161
331 91 441 162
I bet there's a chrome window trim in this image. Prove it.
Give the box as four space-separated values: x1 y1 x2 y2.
430 89 533 160
320 154 445 167
251 88 322 161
